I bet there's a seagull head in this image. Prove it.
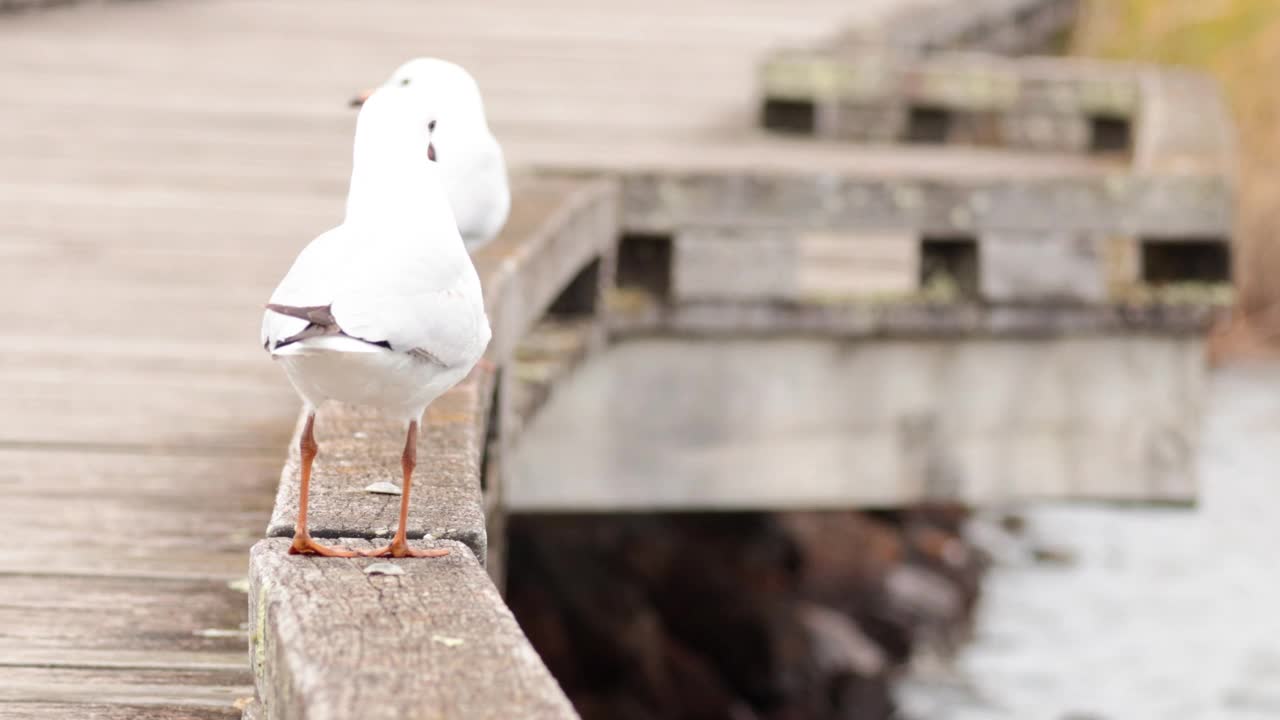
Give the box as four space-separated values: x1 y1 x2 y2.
346 87 456 221
350 58 490 165
351 84 443 168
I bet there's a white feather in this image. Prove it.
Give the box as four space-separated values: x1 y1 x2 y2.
262 85 492 421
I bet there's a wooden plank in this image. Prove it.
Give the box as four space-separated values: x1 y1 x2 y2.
0 574 250 658
0 0 1106 197
0 448 275 578
0 519 256 580
0 448 279 497
0 649 246 672
0 0 922 160
0 666 249 709
249 539 576 720
608 296 1223 338
617 172 1232 238
0 703 239 720
0 369 294 451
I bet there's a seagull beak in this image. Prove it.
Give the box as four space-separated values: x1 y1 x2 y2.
349 89 373 108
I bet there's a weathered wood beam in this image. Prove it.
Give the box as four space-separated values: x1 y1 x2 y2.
760 47 1235 184
608 295 1224 339
618 172 1232 239
249 539 578 720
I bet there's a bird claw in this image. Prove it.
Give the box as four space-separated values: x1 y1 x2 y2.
360 540 450 559
289 535 359 557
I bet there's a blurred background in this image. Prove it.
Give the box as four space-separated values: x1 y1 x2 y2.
2 1 1279 719
1076 0 1280 361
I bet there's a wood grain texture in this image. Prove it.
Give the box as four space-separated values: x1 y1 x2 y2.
0 449 274 579
1 18 305 717
0 704 240 720
249 539 577 720
0 575 249 658
0 450 266 716
0 666 250 711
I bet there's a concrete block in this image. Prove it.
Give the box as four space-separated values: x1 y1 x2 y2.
672 228 919 302
980 231 1107 303
673 230 792 301
511 337 1203 510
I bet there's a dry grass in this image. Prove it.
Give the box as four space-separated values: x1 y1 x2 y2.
1075 0 1280 361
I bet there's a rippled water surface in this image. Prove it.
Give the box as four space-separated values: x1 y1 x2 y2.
900 365 1280 720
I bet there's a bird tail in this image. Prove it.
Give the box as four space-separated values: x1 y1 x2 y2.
265 303 336 325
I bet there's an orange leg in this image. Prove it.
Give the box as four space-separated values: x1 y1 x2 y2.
362 419 450 559
289 412 357 558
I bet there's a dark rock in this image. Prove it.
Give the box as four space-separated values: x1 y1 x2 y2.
506 510 984 720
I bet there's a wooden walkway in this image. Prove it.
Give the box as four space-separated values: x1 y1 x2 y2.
0 0 954 716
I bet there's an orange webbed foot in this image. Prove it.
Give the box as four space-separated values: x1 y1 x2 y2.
289 534 359 557
360 539 450 558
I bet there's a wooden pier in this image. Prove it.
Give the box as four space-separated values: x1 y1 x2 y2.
0 0 1234 718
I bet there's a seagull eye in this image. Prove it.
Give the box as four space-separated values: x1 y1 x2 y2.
399 78 411 87
428 120 437 131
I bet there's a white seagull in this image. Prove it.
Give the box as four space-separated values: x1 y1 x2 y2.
262 85 492 558
352 58 510 249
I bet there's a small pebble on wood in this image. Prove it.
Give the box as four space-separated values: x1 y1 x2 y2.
194 628 246 638
364 481 403 495
363 562 405 576
432 634 465 648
